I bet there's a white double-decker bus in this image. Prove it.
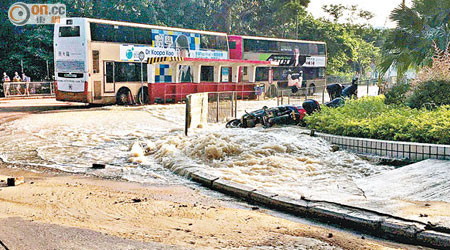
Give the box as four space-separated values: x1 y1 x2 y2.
54 18 229 104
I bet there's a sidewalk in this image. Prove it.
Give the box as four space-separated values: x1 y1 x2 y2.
0 95 55 101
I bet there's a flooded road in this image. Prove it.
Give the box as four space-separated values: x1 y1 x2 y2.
151 127 392 202
0 103 390 201
0 101 448 227
0 105 187 184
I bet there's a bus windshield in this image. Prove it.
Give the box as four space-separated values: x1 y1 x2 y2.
59 26 80 37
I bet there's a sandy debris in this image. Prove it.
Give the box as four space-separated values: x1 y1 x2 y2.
0 166 408 250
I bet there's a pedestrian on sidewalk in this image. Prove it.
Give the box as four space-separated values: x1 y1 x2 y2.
3 72 11 97
22 72 31 96
13 72 22 95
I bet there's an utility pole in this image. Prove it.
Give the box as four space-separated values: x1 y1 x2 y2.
138 51 145 105
46 60 50 80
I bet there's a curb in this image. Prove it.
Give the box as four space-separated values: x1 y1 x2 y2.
301 129 450 162
182 168 450 249
0 96 55 101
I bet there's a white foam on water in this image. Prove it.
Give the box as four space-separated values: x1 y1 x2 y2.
0 102 395 201
148 126 393 202
0 105 187 185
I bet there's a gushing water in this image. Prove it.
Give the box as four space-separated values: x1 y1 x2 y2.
0 104 391 202
1 102 448 226
147 127 392 202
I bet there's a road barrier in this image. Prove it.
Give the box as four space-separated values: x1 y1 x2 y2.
186 91 257 135
2 81 55 98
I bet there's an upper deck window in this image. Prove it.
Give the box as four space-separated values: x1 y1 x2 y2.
200 34 228 51
244 39 325 56
90 23 152 44
59 26 80 37
318 44 326 55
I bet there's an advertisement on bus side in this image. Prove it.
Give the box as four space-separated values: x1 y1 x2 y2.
120 45 228 62
120 28 228 62
244 53 326 68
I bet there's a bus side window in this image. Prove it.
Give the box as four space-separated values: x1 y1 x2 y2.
319 68 325 78
93 50 100 73
201 66 214 81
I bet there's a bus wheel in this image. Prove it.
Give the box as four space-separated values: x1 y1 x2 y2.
116 87 132 105
137 87 148 104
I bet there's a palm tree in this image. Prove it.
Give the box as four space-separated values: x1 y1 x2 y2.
380 0 450 77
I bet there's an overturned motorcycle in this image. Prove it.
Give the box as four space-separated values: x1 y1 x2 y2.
226 99 321 128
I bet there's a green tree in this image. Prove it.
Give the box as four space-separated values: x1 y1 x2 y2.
322 4 345 23
0 0 54 80
322 4 374 25
0 0 382 81
205 0 310 35
380 0 450 77
307 5 380 76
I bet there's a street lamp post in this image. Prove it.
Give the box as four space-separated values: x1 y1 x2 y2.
138 51 145 105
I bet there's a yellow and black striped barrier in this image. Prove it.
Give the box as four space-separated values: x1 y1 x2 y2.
147 56 184 64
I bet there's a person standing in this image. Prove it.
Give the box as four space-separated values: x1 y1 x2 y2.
343 78 358 99
22 72 31 95
3 72 11 97
293 48 300 67
12 72 22 95
13 72 21 81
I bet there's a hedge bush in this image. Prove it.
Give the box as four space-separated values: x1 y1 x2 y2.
405 45 450 109
407 80 450 109
305 96 450 144
384 82 410 105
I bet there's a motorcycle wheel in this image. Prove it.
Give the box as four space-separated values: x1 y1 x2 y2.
226 119 242 128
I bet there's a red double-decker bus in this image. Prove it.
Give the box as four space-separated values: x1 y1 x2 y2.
228 35 327 94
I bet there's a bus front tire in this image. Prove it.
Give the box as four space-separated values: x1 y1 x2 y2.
116 88 132 105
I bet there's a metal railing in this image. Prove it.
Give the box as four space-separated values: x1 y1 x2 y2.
207 91 243 123
149 81 261 104
276 79 379 106
186 90 256 135
185 80 380 135
276 85 326 106
2 81 55 97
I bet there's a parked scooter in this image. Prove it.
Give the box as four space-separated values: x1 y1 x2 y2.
226 100 320 128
